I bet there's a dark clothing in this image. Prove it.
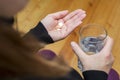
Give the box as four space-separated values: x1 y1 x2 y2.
19 69 83 80
25 22 54 44
0 17 108 80
13 70 107 80
25 22 108 80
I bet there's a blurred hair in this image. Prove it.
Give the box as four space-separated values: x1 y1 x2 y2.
0 22 70 78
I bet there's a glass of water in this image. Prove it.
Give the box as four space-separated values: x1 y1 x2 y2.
78 24 107 71
79 24 107 54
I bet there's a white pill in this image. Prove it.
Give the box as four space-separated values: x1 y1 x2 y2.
58 22 64 27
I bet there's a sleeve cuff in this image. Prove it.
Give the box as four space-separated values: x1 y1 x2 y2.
83 70 108 80
29 22 54 43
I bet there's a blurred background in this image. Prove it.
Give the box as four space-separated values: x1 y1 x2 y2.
16 0 120 74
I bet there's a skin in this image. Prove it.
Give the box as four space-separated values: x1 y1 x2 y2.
71 36 114 74
0 0 86 42
0 0 114 74
41 9 86 41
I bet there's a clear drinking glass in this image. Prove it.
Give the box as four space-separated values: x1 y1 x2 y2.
79 24 107 54
78 24 107 71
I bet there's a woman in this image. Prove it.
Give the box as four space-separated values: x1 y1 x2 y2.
0 0 118 80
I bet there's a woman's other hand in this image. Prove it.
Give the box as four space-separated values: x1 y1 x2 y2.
71 36 114 74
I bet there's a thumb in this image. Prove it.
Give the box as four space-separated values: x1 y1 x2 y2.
51 10 69 19
71 41 87 60
100 36 114 55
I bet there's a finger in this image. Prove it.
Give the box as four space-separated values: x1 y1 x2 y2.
71 41 87 60
66 21 82 34
66 13 86 27
60 25 67 37
63 9 85 21
63 9 85 22
65 13 86 33
100 36 114 54
73 13 86 27
58 21 82 38
66 13 86 24
50 10 69 19
76 13 86 21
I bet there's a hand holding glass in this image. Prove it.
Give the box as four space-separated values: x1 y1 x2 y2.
78 24 107 71
79 24 107 54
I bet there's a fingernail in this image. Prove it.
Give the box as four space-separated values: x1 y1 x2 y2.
80 21 82 24
82 10 86 13
80 14 86 19
82 14 86 17
64 10 69 13
79 9 86 13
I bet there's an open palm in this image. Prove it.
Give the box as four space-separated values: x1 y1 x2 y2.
41 9 86 41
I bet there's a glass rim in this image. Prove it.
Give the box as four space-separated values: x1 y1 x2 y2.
79 24 107 43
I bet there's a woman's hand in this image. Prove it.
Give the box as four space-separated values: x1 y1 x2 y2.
71 36 114 74
41 9 86 41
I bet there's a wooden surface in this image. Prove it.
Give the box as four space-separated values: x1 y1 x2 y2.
17 0 120 74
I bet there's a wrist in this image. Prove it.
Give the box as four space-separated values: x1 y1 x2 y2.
83 67 110 74
83 70 108 80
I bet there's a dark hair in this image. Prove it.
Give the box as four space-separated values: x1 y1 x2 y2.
0 22 70 78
